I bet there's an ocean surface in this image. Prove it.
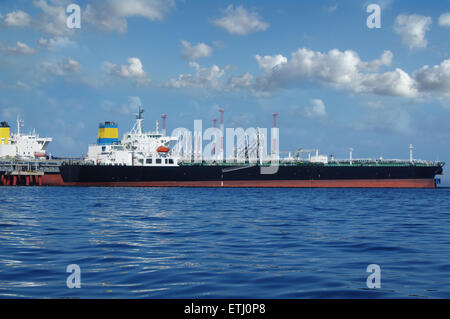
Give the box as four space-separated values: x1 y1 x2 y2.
0 187 449 299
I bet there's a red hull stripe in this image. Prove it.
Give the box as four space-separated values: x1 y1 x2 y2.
41 175 436 188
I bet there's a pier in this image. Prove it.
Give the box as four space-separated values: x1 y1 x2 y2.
0 158 81 186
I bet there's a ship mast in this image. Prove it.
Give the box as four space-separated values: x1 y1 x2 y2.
131 106 144 134
17 114 23 137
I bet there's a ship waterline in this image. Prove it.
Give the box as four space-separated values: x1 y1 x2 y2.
53 179 438 188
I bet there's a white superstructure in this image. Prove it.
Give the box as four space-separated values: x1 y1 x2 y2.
0 115 52 159
86 108 179 166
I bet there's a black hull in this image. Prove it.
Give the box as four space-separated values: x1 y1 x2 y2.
59 163 444 188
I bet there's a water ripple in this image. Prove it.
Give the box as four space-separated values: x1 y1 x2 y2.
0 187 449 298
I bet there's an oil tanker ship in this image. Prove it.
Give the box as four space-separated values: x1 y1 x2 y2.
0 116 73 186
59 108 444 188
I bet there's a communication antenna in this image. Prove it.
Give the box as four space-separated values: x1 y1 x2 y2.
136 106 144 120
132 106 145 134
17 114 23 136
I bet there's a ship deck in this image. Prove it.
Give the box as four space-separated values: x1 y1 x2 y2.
178 160 445 168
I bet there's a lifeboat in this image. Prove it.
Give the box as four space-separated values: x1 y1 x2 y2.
156 146 170 153
34 152 46 158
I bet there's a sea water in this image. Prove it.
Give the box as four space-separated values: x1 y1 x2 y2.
0 187 449 298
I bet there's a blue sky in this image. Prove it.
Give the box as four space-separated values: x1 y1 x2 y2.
0 0 449 180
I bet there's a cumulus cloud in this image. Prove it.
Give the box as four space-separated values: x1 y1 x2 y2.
255 54 287 72
41 58 80 76
394 14 432 49
103 57 150 85
213 5 269 35
439 13 450 27
181 40 213 60
84 0 175 33
3 10 31 27
1 41 36 55
360 68 418 97
302 99 327 119
252 48 418 98
33 0 73 36
359 50 393 71
166 62 225 89
413 59 450 94
166 46 449 100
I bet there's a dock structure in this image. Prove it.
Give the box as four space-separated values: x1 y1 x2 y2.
0 171 44 186
0 158 81 186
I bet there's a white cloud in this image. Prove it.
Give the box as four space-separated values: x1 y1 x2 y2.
359 50 393 71
255 54 287 72
394 14 432 49
103 57 150 85
3 10 31 27
38 37 76 50
84 0 175 33
303 99 327 119
254 48 361 92
166 62 225 89
227 72 254 90
360 68 418 97
413 59 450 94
165 46 449 100
253 48 418 98
181 40 213 60
213 5 269 35
41 58 80 76
439 13 450 27
2 41 36 54
33 0 72 36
